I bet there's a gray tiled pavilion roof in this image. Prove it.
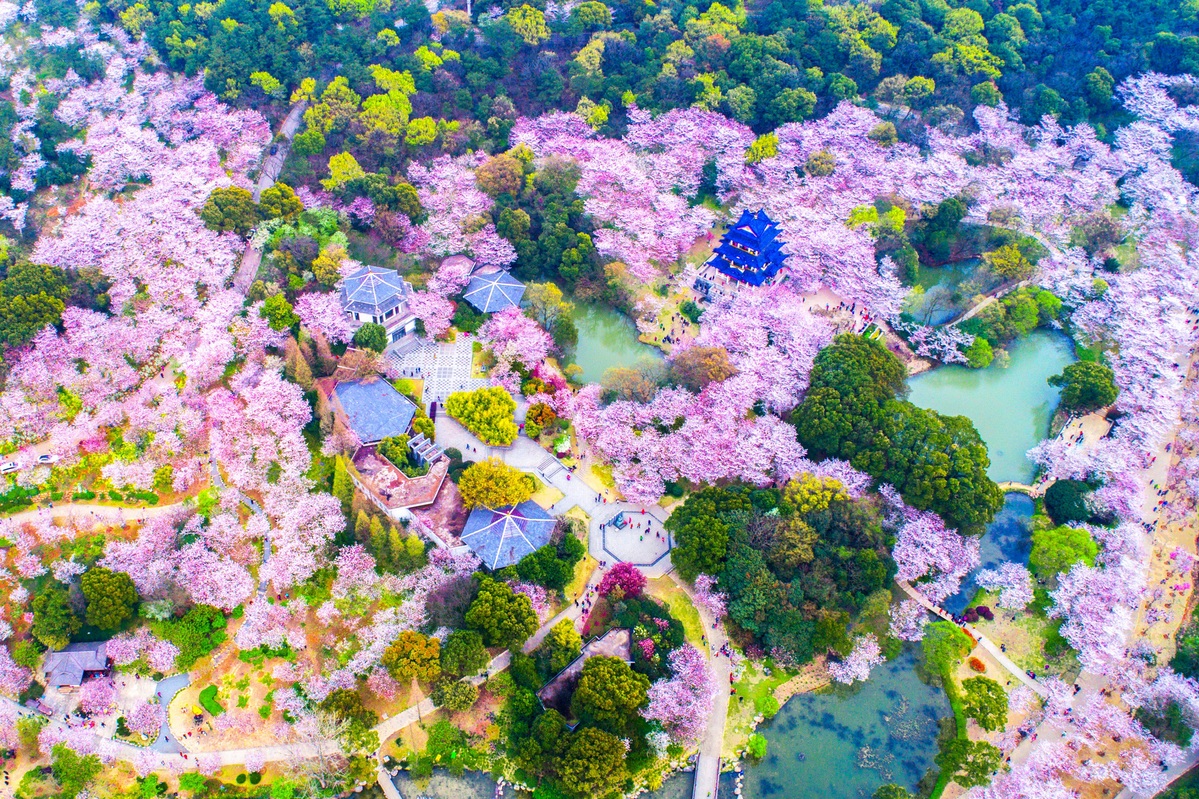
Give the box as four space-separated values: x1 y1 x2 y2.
462 270 525 313
460 500 555 570
333 379 417 444
340 265 409 316
44 641 108 687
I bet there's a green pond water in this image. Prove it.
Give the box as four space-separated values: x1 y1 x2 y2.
730 646 951 799
568 302 664 384
906 329 1075 483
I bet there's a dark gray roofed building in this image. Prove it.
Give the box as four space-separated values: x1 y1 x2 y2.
339 265 419 346
462 270 525 314
460 500 555 570
44 641 109 688
332 379 418 445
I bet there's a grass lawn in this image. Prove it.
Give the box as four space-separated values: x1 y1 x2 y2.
724 656 795 758
529 477 565 510
969 590 1079 677
470 345 488 378
646 578 704 649
566 554 597 604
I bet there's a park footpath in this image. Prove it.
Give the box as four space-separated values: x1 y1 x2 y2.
232 100 307 295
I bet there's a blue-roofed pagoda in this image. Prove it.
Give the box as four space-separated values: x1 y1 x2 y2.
706 209 788 286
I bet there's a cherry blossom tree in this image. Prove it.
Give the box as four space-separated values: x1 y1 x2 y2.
643 644 714 745
827 634 885 685
78 676 117 715
125 702 162 737
976 563 1035 611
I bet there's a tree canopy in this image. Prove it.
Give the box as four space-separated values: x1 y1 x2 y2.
569 655 650 734
81 567 139 631
1030 524 1099 580
445 387 519 446
456 457 536 509
382 630 442 682
961 676 1009 731
793 334 1002 534
465 577 538 649
1049 361 1119 414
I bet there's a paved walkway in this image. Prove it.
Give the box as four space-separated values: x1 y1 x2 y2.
386 334 489 406
897 580 1047 697
151 674 191 753
4 501 185 525
670 573 731 799
434 413 676 576
234 100 307 294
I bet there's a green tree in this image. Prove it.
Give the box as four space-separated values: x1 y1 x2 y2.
1048 361 1118 414
321 151 367 191
516 534 584 591
868 122 898 146
569 655 650 733
199 187 261 235
456 458 536 509
81 567 138 631
292 127 326 156
0 264 68 348
506 4 550 45
352 322 388 352
259 183 303 222
805 150 836 176
746 133 779 164
535 618 582 677
793 334 1001 534
983 243 1034 281
260 294 299 331
466 577 538 649
381 631 441 682
666 486 753 580
963 336 994 368
475 153 525 197
746 733 768 760
1043 479 1094 525
934 738 1002 788
445 387 518 445
31 584 81 649
961 676 1008 731
1030 525 1098 580
318 688 379 753
51 744 102 799
921 620 972 678
523 282 573 329
556 727 629 798
432 679 479 711
440 630 489 678
873 786 914 799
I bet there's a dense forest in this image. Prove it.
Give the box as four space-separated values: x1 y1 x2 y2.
11 0 1198 201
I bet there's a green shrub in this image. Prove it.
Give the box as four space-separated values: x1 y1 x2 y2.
746 733 768 760
445 386 518 446
198 685 224 716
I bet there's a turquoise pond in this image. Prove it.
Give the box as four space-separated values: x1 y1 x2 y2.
724 646 950 799
567 302 664 384
942 492 1035 615
906 329 1075 483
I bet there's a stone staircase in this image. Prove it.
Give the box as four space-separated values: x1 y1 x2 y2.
407 432 443 465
